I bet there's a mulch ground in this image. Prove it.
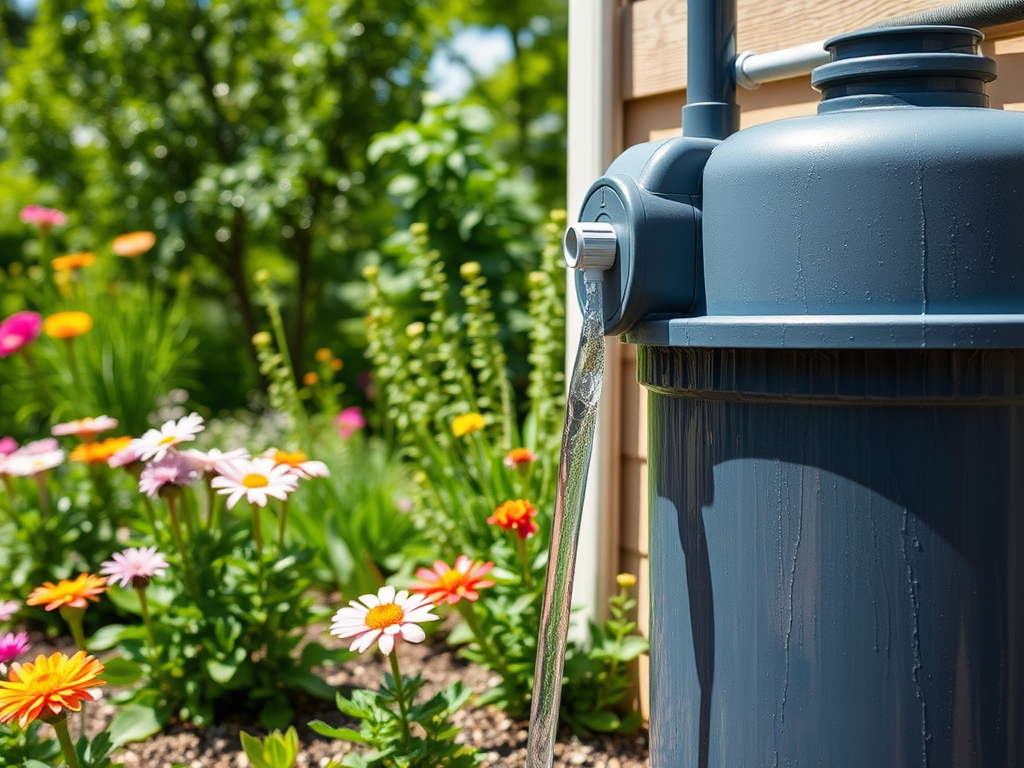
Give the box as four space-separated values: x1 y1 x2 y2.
36 631 649 767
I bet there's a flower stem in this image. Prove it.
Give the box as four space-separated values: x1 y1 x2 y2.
141 495 157 531
250 502 264 557
277 498 288 547
388 650 411 748
456 601 512 678
166 496 196 593
204 478 217 532
516 536 533 589
136 586 157 650
52 716 82 768
32 472 51 518
17 348 56 406
66 615 87 653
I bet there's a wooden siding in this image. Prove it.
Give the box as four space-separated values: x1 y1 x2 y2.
613 0 1024 719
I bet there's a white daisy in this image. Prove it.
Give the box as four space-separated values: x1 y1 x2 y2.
131 412 205 462
181 447 250 474
263 448 329 480
4 449 65 477
210 457 298 509
329 585 438 656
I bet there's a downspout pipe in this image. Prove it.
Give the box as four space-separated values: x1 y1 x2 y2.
683 0 741 139
736 0 1024 89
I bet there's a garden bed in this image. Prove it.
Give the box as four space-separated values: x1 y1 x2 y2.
55 632 649 767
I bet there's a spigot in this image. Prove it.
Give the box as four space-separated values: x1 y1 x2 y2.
563 222 617 283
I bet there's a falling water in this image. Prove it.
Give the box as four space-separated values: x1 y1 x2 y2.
525 278 606 768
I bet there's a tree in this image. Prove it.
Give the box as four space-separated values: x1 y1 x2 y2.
0 0 435 403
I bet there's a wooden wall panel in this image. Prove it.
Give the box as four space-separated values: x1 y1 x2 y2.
623 0 1024 100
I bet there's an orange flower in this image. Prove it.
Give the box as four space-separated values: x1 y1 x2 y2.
452 413 485 438
303 371 319 386
487 499 539 539
42 312 92 340
70 437 132 464
412 555 495 605
111 231 156 257
315 348 333 362
27 574 107 612
0 650 105 727
51 253 96 271
503 447 537 470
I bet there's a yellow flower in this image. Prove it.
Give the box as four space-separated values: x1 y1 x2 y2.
451 413 485 438
42 312 93 340
111 231 156 257
616 573 638 588
0 650 105 727
27 573 107 612
51 253 96 271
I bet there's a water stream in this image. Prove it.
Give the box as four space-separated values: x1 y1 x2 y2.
525 278 606 768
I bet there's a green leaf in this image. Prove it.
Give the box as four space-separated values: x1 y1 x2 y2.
575 710 621 732
205 657 240 684
615 635 650 662
109 704 165 745
88 624 129 651
308 720 368 744
101 656 143 686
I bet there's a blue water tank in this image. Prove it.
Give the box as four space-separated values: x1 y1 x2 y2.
631 26 1024 767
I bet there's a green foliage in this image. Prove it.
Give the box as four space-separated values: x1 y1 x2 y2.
0 222 195 437
240 727 300 768
561 577 649 734
0 0 437 405
102 524 348 729
310 676 481 768
0 722 61 767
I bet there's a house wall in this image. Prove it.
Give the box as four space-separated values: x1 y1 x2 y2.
605 0 1024 717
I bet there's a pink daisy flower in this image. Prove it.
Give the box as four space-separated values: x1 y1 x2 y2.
138 453 199 498
108 442 147 469
0 600 20 623
130 412 205 462
0 438 17 456
210 457 298 509
329 585 438 655
0 312 42 358
0 633 30 665
19 205 67 230
51 416 119 442
100 546 169 589
334 407 366 439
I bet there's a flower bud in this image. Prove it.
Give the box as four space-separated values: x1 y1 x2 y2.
616 573 638 588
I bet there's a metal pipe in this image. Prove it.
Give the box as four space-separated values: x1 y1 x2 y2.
735 0 1024 88
683 0 741 139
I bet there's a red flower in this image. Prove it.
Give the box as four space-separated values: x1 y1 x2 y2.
412 556 495 605
487 499 539 539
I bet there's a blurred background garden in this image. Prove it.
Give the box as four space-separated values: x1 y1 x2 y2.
0 2 650 766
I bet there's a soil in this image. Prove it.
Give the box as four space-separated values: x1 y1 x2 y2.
38 632 649 768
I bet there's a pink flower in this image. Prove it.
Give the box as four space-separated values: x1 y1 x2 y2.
334 407 366 439
0 600 20 623
138 453 199 498
0 632 30 665
100 546 169 589
19 206 67 231
181 447 249 475
0 438 17 456
17 439 58 456
412 556 495 605
0 312 42 358
108 442 147 469
52 416 119 441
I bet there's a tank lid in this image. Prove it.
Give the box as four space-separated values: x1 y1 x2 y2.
811 25 996 109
